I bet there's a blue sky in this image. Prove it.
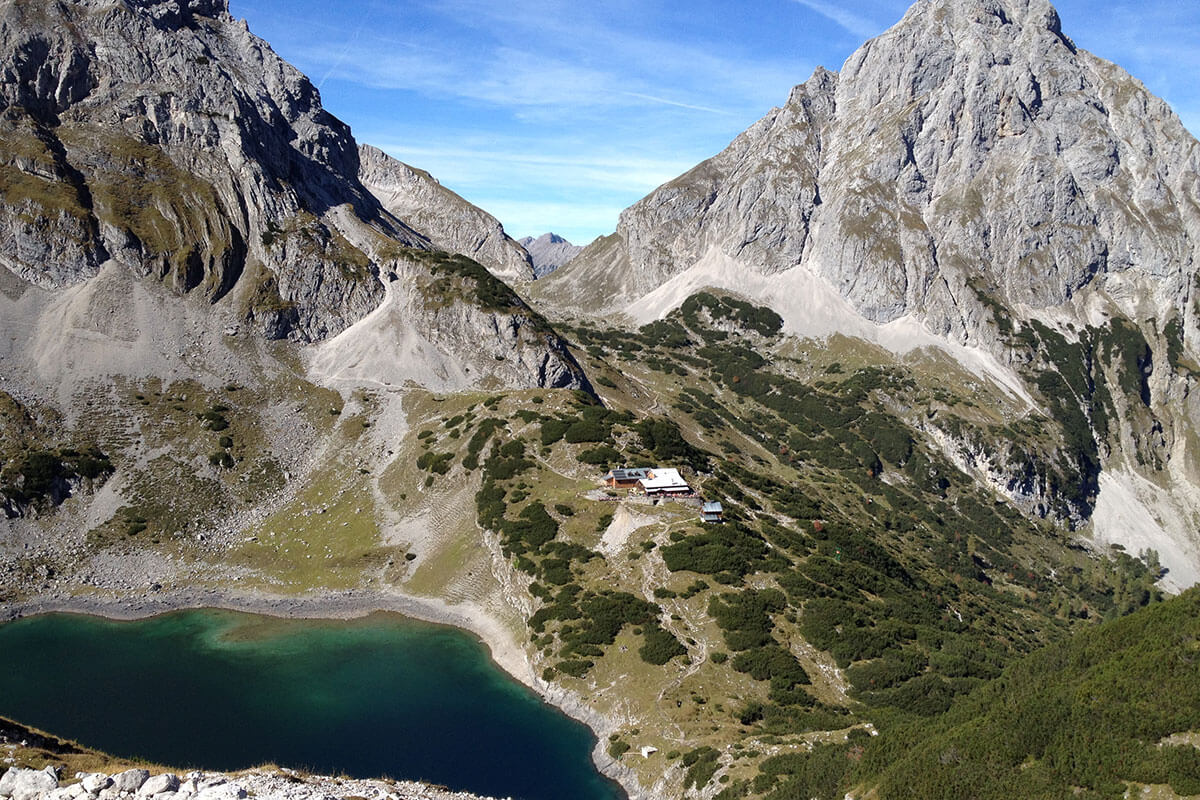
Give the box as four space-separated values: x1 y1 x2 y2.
228 0 1200 245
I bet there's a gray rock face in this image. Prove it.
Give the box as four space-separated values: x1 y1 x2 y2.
0 0 426 342
538 0 1200 560
358 145 534 283
590 0 1200 347
615 67 836 299
0 0 589 396
307 253 592 393
518 233 583 278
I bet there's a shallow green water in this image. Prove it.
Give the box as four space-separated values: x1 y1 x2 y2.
0 610 625 800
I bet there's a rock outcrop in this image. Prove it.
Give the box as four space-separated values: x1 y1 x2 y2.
517 233 583 278
0 767 499 800
308 252 592 393
358 145 534 284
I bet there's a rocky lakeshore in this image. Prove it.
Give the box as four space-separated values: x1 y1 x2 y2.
0 766 501 800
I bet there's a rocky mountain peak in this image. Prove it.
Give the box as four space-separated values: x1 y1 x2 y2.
900 0 1064 31
575 0 1200 344
539 0 1200 566
122 0 232 28
518 233 583 278
0 0 424 339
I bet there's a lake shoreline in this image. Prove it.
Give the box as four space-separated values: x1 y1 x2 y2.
0 587 646 800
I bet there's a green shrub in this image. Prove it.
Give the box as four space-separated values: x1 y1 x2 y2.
683 747 721 790
416 451 454 474
578 445 621 465
556 659 593 678
639 623 688 665
633 418 709 471
540 419 570 445
500 502 559 557
564 419 608 443
662 525 770 578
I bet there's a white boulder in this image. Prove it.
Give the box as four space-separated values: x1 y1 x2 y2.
111 770 149 794
3 768 58 800
80 774 111 794
193 784 245 800
137 775 179 797
0 769 18 798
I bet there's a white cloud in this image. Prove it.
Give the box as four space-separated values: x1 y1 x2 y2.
365 140 694 195
286 3 805 118
619 92 734 116
788 0 883 40
476 199 623 243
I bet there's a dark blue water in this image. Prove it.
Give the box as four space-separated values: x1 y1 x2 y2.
0 610 624 800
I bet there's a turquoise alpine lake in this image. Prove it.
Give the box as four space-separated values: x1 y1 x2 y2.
0 609 626 800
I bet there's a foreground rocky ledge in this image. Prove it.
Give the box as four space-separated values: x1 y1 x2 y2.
0 767 500 800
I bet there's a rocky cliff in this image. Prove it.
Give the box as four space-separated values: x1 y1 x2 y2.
0 0 430 342
554 0 1200 345
539 0 1200 577
358 146 534 284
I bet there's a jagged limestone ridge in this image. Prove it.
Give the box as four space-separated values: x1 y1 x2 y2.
0 0 592 399
358 144 535 284
518 233 584 278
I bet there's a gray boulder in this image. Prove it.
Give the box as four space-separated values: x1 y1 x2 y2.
79 775 111 795
1 768 58 800
0 769 16 798
110 770 150 794
137 775 179 797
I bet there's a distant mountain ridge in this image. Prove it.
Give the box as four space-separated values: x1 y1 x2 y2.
518 233 583 277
